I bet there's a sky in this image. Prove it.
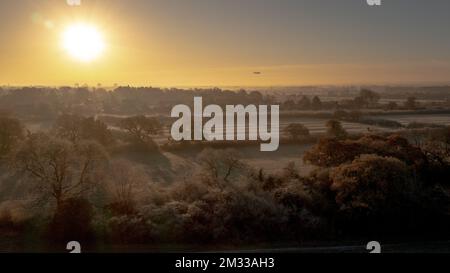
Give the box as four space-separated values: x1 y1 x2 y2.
0 0 450 87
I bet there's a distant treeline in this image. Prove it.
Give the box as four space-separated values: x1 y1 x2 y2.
1 86 449 124
0 86 267 119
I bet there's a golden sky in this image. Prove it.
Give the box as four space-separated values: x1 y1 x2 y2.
1 0 450 87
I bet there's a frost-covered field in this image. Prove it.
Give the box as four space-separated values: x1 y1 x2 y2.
379 114 450 126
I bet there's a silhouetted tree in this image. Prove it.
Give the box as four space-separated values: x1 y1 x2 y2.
404 96 417 109
297 96 311 109
119 116 162 149
285 123 310 140
326 120 347 139
54 114 113 146
355 89 381 108
311 96 322 110
105 160 146 215
80 117 114 146
386 101 398 111
198 149 245 184
54 114 83 143
0 116 24 158
283 99 296 110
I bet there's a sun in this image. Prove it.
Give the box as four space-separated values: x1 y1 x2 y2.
62 23 105 62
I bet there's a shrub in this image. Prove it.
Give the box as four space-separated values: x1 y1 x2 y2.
304 134 427 167
330 154 414 215
326 120 347 139
284 123 310 140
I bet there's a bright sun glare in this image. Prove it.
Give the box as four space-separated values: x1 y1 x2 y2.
62 23 105 62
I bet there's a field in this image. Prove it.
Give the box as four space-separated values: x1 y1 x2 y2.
21 112 450 181
379 114 450 126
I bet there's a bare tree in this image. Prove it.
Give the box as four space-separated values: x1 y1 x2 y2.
54 114 113 146
106 160 146 215
119 115 162 147
198 148 245 184
54 114 83 143
13 133 108 208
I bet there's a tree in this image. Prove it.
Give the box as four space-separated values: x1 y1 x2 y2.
311 96 322 110
333 110 349 120
0 116 24 157
54 114 83 143
348 110 362 121
356 89 381 108
404 97 417 109
119 115 162 148
330 154 414 217
47 197 94 243
54 114 114 146
297 96 311 109
303 134 427 167
105 160 146 215
304 137 364 167
326 120 347 139
248 91 263 103
13 133 108 209
79 117 114 147
198 149 245 184
283 99 296 110
285 123 310 140
386 101 398 111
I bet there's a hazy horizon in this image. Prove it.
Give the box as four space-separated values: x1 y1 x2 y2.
2 82 450 90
